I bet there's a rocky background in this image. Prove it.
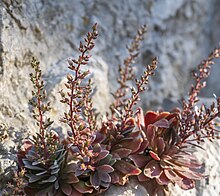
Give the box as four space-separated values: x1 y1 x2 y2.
0 0 220 195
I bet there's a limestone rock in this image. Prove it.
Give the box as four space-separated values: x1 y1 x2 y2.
101 179 149 196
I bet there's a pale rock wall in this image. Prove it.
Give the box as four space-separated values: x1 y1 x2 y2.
0 0 220 195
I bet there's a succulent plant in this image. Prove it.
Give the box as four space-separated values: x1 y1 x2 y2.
13 23 220 196
58 23 116 194
17 131 68 195
130 110 203 194
64 139 115 194
94 117 142 186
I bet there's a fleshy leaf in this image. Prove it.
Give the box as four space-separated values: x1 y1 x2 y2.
129 130 141 138
69 188 82 196
64 163 78 173
113 148 132 158
176 178 195 190
66 173 79 184
137 172 149 182
146 125 155 141
100 172 111 183
114 160 141 175
91 171 100 187
134 139 149 154
41 175 57 183
99 154 113 165
94 150 109 162
155 112 170 121
153 118 169 128
129 154 151 168
113 138 143 154
156 171 170 185
61 183 72 195
93 132 106 145
23 160 46 171
26 173 45 183
149 151 160 161
72 181 93 193
144 160 162 178
144 111 158 127
97 165 114 173
110 171 128 185
110 171 119 184
156 137 165 155
164 169 182 182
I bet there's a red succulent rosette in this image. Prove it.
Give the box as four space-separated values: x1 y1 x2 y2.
130 109 203 193
94 117 142 185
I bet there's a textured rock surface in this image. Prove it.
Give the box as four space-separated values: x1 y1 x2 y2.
101 179 149 196
1 0 220 195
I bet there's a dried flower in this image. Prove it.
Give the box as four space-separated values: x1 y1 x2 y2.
110 25 148 116
179 46 220 144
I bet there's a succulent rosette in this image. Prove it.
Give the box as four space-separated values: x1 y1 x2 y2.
64 135 115 194
130 109 203 193
17 132 69 195
94 117 142 185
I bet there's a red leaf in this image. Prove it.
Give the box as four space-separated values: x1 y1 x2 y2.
63 163 78 173
110 171 119 184
144 160 162 178
110 171 129 185
175 169 203 180
146 125 155 141
156 171 170 185
61 183 72 195
156 112 170 121
137 172 149 182
153 119 169 128
70 189 82 196
129 130 141 138
149 151 160 161
144 111 158 127
72 181 93 194
113 148 132 158
166 113 178 121
176 177 195 190
156 137 165 155
93 132 106 145
113 138 143 154
66 173 79 184
97 165 114 173
134 139 149 154
164 169 182 182
95 150 109 162
172 157 202 169
129 154 151 168
114 160 141 175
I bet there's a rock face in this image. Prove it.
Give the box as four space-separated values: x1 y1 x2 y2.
0 0 220 195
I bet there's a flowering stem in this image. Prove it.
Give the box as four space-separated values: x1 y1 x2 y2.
36 80 48 159
69 33 94 137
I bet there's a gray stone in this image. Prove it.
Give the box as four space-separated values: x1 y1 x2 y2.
101 179 149 196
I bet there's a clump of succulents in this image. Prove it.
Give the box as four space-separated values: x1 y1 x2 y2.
16 58 68 195
9 23 220 196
